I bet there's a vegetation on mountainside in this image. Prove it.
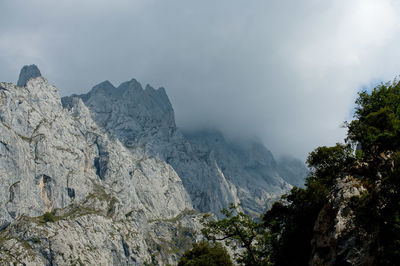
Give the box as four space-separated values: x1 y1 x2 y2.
201 204 272 265
179 78 400 265
346 81 400 264
178 241 232 266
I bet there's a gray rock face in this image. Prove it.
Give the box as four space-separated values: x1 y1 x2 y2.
17 64 41 87
64 79 305 217
183 129 293 216
310 176 372 266
0 76 191 226
0 69 198 264
277 156 308 187
0 65 307 264
0 197 202 265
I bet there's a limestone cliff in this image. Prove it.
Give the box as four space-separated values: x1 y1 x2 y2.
0 65 306 264
0 72 197 264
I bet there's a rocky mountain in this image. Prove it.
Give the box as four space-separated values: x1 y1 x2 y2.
63 76 306 217
182 130 304 216
0 65 306 264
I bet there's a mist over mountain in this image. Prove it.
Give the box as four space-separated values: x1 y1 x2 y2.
2 1 400 264
2 1 400 159
0 65 306 264
62 70 307 216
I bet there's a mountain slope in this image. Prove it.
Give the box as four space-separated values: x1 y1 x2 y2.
0 65 307 264
183 129 295 216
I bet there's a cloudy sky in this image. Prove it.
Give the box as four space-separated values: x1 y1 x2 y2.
1 0 400 159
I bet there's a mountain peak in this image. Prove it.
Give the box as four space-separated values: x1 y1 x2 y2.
17 64 42 87
96 80 114 88
118 78 142 91
91 80 115 92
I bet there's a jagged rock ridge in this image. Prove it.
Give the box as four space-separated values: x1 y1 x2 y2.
64 78 306 216
0 65 307 264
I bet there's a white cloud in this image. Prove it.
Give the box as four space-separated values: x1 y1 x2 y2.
1 0 400 159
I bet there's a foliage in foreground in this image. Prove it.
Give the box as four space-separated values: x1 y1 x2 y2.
180 78 400 265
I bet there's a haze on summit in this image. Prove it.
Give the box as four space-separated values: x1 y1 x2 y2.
1 0 400 159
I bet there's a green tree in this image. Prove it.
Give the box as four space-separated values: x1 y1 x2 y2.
201 204 272 266
42 212 57 223
178 241 233 266
262 143 353 266
306 143 354 186
347 81 400 160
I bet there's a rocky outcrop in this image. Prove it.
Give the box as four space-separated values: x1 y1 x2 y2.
16 64 41 87
310 176 373 266
0 191 202 265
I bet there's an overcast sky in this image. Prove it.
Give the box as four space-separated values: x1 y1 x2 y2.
1 0 400 160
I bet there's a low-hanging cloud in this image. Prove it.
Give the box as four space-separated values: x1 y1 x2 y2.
1 0 400 159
